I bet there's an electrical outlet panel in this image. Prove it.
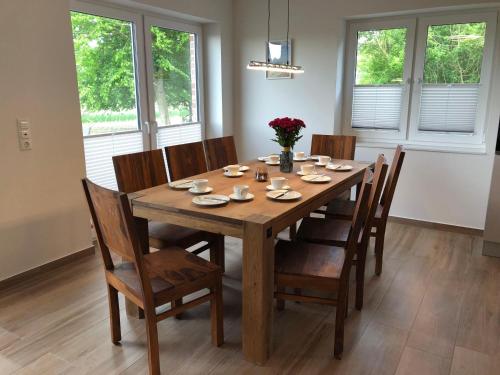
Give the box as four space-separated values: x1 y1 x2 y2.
17 119 32 151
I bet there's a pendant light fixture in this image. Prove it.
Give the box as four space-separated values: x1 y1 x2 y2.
247 0 304 74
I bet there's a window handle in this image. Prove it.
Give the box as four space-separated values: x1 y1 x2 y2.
417 78 423 84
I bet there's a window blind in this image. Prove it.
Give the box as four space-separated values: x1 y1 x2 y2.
352 85 403 130
418 84 479 133
156 123 202 148
83 131 144 190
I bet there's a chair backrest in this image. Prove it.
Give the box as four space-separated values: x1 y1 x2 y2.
204 136 238 171
113 149 168 193
342 174 372 279
164 141 208 181
81 178 144 267
310 134 356 160
379 145 405 220
362 154 388 243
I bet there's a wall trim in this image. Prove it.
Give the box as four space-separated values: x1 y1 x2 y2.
389 216 484 236
0 245 96 290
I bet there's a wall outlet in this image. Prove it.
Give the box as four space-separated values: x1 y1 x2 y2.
17 119 32 151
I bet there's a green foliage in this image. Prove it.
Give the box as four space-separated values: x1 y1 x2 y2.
356 22 486 85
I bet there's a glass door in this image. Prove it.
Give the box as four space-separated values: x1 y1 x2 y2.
144 17 204 149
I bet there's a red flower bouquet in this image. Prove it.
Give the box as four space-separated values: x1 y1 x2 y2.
268 117 306 150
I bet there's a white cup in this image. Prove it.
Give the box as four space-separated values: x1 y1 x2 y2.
271 177 288 190
301 164 316 175
224 164 240 176
233 184 249 199
294 151 305 159
268 155 280 164
193 179 208 192
318 155 331 165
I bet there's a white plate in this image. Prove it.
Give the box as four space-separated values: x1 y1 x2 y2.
229 193 254 201
308 155 320 160
169 180 194 189
192 194 230 206
224 171 244 177
301 175 332 183
293 157 308 162
188 186 213 194
239 165 250 172
266 185 291 191
257 156 268 162
326 164 353 172
265 161 280 166
296 171 319 176
266 190 302 201
314 162 328 167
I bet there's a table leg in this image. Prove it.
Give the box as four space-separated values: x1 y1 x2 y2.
242 220 275 364
125 217 149 319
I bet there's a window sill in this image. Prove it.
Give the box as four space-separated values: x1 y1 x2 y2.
356 140 487 155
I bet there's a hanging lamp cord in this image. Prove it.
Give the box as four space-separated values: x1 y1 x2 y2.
267 0 271 62
286 0 290 64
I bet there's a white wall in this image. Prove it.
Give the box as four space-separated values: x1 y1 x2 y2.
0 0 233 281
234 0 500 229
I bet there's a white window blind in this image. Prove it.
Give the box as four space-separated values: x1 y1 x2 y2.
418 84 480 133
83 131 144 190
156 123 202 148
352 85 403 130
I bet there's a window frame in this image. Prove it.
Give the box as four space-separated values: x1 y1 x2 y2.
342 10 499 150
408 12 497 145
343 18 416 142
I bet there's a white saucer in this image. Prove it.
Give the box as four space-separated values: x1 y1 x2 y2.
192 195 230 206
265 161 280 166
308 155 320 160
224 171 244 177
189 186 213 194
266 190 302 201
301 175 331 183
297 171 318 176
266 185 291 191
229 193 254 201
326 164 353 172
314 162 328 167
293 158 308 162
257 156 268 162
169 180 194 189
239 166 250 172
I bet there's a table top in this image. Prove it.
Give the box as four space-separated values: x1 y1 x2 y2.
130 159 371 227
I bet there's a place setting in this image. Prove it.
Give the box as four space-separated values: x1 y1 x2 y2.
192 194 230 207
326 163 354 171
266 176 290 191
223 164 245 177
229 184 254 202
169 179 195 189
266 189 302 201
265 154 280 166
296 163 332 183
188 179 214 194
293 151 308 162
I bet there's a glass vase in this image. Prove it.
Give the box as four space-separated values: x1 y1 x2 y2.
280 148 293 173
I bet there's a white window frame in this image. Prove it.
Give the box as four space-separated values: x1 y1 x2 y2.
342 10 499 151
408 12 497 145
343 18 416 142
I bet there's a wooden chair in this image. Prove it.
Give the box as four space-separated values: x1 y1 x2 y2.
325 145 405 275
82 178 223 375
274 174 372 359
310 134 356 160
112 150 225 271
296 155 388 309
204 136 238 171
164 141 208 181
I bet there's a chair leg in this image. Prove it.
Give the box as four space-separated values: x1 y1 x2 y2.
107 285 121 344
334 288 347 359
144 309 160 375
210 235 225 273
289 222 297 241
210 276 224 347
171 298 183 319
276 286 285 311
345 283 349 318
375 225 386 276
355 243 368 311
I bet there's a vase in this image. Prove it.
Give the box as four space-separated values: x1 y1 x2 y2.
280 147 293 173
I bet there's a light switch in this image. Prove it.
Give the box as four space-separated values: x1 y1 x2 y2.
17 119 32 151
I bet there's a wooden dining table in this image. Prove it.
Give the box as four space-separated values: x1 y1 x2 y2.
129 158 372 365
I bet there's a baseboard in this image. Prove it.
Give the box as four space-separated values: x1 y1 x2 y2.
388 216 483 236
0 245 96 290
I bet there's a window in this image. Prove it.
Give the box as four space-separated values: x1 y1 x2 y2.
70 2 203 189
344 11 498 148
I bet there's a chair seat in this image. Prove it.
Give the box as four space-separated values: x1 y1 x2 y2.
107 248 220 307
297 217 351 246
327 199 383 222
148 221 212 249
275 240 345 282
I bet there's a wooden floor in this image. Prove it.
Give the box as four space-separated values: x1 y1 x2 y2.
0 222 499 374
